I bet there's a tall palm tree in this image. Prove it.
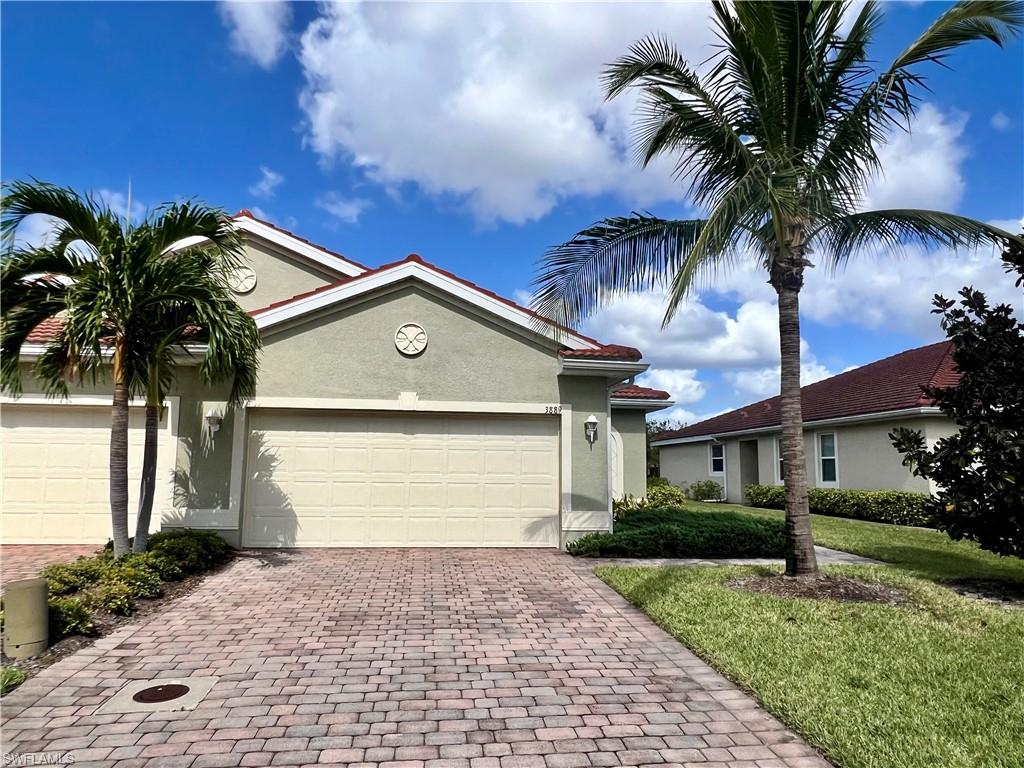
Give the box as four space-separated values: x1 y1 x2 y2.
532 0 1024 576
126 247 261 553
1 182 261 558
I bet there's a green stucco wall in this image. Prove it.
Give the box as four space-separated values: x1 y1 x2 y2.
232 239 341 313
611 409 647 498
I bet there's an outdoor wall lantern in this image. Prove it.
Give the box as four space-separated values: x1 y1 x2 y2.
584 414 599 445
204 409 223 435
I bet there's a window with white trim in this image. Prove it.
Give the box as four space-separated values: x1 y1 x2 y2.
709 443 725 475
774 437 784 484
818 432 838 484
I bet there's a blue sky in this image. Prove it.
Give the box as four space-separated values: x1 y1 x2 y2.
4 1 1022 423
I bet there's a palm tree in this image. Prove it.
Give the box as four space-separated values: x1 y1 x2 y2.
127 248 260 553
1 182 261 558
532 0 1024 576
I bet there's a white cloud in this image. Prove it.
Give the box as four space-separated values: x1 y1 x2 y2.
296 3 714 223
583 291 782 371
725 353 835 401
636 368 705 406
863 104 968 211
219 1 292 69
991 111 1011 131
12 214 60 248
316 192 372 224
248 166 284 198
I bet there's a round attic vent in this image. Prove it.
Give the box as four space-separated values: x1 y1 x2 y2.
132 683 191 704
395 323 428 356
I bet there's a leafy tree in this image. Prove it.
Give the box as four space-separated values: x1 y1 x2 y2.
891 235 1024 557
1 181 261 557
532 0 1024 575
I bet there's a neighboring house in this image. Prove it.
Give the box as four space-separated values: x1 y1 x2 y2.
652 342 959 503
1 211 672 548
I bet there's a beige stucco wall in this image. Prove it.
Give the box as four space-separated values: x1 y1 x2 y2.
611 409 648 498
8 283 628 547
662 414 955 498
232 239 342 313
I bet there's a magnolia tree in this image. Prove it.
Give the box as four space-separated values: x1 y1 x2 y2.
891 236 1024 557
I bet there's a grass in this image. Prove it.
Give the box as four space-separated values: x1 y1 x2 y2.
1 666 26 696
597 503 1024 768
693 501 1024 586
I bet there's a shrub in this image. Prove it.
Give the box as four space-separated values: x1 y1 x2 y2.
1 666 26 695
41 557 108 596
612 494 646 519
104 562 162 599
568 506 786 558
147 528 231 574
123 551 184 582
647 483 688 507
743 484 933 527
48 596 96 640
688 479 724 501
85 582 137 616
647 476 670 489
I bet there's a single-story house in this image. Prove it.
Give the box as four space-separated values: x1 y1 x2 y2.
652 341 958 503
1 211 673 548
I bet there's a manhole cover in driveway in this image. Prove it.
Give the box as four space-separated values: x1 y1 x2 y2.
132 683 190 703
97 676 218 714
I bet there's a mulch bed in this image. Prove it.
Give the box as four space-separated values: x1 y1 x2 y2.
728 573 910 605
1 557 234 687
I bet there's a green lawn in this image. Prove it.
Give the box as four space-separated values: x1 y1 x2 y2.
598 504 1024 768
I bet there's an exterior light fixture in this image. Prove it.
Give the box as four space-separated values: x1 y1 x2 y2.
204 410 223 434
584 414 599 445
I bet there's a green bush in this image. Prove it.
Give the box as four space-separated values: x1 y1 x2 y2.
688 479 724 501
743 484 934 527
48 596 96 640
104 562 162 599
568 506 786 558
648 483 688 507
1 666 26 695
85 582 137 616
147 528 231 574
123 551 184 582
41 557 108 596
647 476 670 489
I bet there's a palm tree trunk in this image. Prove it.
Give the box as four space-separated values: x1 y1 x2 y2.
771 223 819 578
109 340 132 559
134 399 159 554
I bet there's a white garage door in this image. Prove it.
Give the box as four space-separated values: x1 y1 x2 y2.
243 410 560 547
1 404 171 544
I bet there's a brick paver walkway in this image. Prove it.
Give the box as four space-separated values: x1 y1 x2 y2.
1 549 829 767
1 544 101 589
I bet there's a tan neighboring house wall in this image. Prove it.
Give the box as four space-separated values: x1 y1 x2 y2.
659 413 951 503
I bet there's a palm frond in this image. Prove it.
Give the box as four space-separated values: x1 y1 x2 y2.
891 0 1024 70
1 180 108 251
812 209 1024 271
531 216 705 330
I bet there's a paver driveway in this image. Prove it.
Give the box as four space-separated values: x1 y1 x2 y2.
1 544 101 588
2 549 828 768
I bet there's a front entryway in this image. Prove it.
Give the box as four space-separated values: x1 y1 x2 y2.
242 410 560 547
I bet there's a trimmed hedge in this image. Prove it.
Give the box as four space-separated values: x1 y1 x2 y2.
743 484 933 527
568 506 786 558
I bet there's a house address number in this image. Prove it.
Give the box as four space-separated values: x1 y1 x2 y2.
545 405 562 415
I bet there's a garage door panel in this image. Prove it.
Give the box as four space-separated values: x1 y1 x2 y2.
243 411 559 547
1 404 170 544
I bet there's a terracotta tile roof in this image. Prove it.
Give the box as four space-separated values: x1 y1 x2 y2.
26 316 64 343
612 384 671 400
656 341 958 441
559 344 643 362
233 209 370 272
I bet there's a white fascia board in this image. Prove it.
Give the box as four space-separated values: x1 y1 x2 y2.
650 406 944 447
234 217 365 277
18 343 207 365
559 359 648 376
610 397 675 412
254 260 601 350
